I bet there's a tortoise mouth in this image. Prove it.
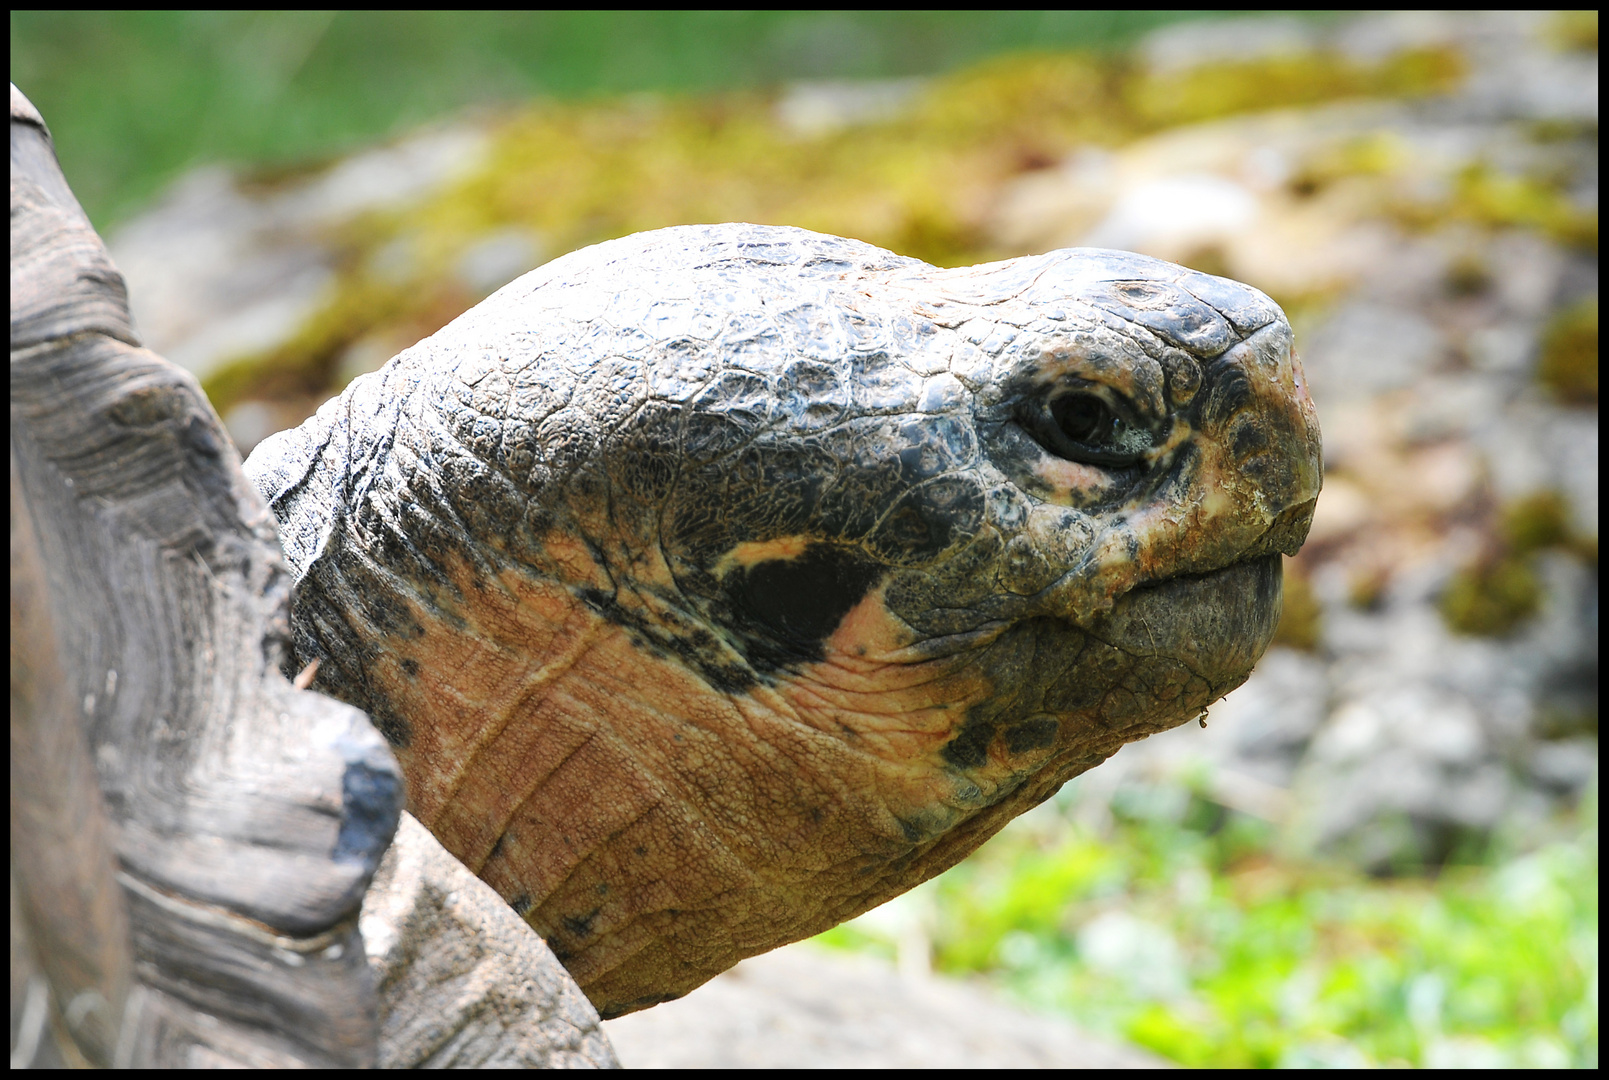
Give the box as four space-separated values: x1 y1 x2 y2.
1090 552 1284 688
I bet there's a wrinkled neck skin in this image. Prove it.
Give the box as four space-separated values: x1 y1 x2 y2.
247 226 1320 1017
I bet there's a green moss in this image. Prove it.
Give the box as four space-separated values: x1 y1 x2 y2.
440 52 1136 275
426 41 1483 283
1501 490 1575 555
1545 10 1598 54
1439 555 1543 637
1288 131 1409 202
1439 490 1592 638
1451 163 1598 252
1128 46 1465 129
1534 706 1599 741
1536 299 1598 406
1271 563 1323 652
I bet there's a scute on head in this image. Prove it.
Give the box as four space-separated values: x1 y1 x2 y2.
245 223 1321 1018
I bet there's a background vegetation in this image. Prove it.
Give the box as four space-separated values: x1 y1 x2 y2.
12 10 1276 232
818 776 1597 1067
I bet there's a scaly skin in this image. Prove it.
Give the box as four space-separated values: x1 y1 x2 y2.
246 223 1321 1016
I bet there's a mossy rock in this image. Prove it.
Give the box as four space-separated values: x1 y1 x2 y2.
1546 10 1599 54
1501 490 1575 556
1536 299 1598 406
1439 555 1542 637
1127 47 1464 128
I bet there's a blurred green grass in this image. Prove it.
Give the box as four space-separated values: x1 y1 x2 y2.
11 10 1282 232
817 775 1599 1068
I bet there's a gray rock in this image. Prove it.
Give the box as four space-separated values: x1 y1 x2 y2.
455 226 546 296
1480 403 1599 535
107 166 336 380
774 77 928 137
600 942 1170 1069
1141 16 1317 73
105 124 489 382
1300 300 1447 404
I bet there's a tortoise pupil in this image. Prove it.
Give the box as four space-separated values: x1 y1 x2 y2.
1052 394 1109 444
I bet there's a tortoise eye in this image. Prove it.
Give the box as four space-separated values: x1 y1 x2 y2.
1052 393 1111 444
1025 391 1153 466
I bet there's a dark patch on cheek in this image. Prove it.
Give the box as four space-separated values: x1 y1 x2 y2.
1003 718 1059 754
575 585 759 695
730 544 884 657
399 656 420 677
941 716 997 769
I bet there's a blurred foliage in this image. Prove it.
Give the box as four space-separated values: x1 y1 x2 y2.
1439 556 1544 638
1346 565 1392 613
817 776 1599 1068
1502 490 1576 556
1129 45 1462 128
1441 489 1593 637
1371 155 1598 254
1449 163 1600 253
1288 130 1409 198
1546 9 1599 53
1537 299 1599 406
433 43 1465 272
1443 249 1496 298
10 10 1291 232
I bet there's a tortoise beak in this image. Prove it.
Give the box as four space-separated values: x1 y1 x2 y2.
1200 319 1324 565
1233 324 1323 560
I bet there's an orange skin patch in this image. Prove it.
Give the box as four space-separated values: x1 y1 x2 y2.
1030 455 1114 498
713 535 812 575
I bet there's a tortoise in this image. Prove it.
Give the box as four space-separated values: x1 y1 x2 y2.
244 222 1322 1017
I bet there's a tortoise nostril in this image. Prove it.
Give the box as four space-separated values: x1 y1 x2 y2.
1232 420 1267 460
1252 497 1319 559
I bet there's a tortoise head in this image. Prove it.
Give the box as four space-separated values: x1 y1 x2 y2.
247 223 1320 1016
